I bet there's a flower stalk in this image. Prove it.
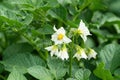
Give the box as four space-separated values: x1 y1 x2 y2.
69 36 75 77
69 50 72 77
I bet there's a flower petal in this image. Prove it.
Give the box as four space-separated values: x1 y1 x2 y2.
87 49 97 60
58 46 69 60
73 46 87 61
45 45 59 57
45 46 53 51
53 25 57 31
80 35 87 42
63 36 72 43
78 20 91 42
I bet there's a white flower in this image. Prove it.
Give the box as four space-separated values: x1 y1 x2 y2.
73 46 87 61
87 49 97 60
45 45 58 57
58 45 69 60
51 26 72 45
77 20 91 42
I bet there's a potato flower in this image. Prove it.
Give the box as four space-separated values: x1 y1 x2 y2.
87 49 97 60
73 46 87 61
51 26 72 45
77 20 91 42
45 45 58 57
58 45 69 60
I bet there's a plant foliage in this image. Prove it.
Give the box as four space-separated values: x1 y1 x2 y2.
0 0 120 80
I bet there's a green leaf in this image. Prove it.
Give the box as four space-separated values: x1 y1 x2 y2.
109 0 120 14
7 68 27 80
1 53 45 74
91 11 105 28
32 38 52 49
114 68 120 79
47 58 67 79
45 0 58 7
75 69 91 80
3 43 33 59
22 14 33 25
0 4 33 26
28 66 54 80
57 0 72 6
7 0 44 9
105 13 120 23
92 11 120 28
47 5 67 21
38 24 54 35
94 63 114 80
89 73 101 80
70 0 80 6
89 0 107 11
99 43 120 72
67 78 77 80
78 0 92 11
85 37 96 48
7 0 32 4
90 28 109 44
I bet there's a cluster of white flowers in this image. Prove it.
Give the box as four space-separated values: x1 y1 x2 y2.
73 46 97 61
45 26 71 60
45 20 97 61
73 20 97 61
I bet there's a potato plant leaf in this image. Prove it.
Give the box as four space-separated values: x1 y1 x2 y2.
28 66 54 80
7 68 27 80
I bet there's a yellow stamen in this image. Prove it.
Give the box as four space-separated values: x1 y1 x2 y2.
57 34 64 40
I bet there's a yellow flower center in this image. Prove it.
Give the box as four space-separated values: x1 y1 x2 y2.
57 33 64 40
77 29 83 34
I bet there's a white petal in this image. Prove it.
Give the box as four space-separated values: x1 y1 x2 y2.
78 20 88 33
55 40 63 45
45 46 53 51
87 49 97 60
78 20 86 30
50 49 58 57
58 49 69 60
63 36 72 43
73 47 87 61
45 45 59 57
78 20 91 42
51 33 57 41
73 53 81 61
80 35 87 42
50 51 55 56
81 52 87 59
53 25 57 31
57 27 65 34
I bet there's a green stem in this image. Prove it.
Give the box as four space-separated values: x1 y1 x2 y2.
73 9 81 21
69 36 75 77
0 75 6 80
69 50 72 77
